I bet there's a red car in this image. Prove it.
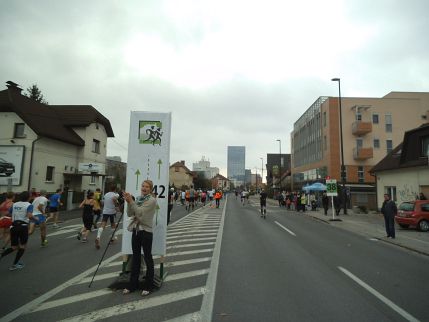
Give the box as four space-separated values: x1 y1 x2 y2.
395 200 429 232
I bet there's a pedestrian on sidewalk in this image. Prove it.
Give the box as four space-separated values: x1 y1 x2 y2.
0 191 35 270
322 192 329 215
122 179 156 296
381 194 397 239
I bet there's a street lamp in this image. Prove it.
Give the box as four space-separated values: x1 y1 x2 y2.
331 77 347 215
276 139 282 191
260 157 264 189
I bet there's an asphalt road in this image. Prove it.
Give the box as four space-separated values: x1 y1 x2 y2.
1 196 428 321
213 196 429 322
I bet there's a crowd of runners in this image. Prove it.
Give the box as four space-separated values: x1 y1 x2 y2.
0 184 226 271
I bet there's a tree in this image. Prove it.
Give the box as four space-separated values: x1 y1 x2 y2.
25 84 48 104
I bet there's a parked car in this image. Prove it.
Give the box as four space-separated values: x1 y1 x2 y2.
395 200 429 232
0 158 15 176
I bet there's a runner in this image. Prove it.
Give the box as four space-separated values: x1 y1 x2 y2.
93 188 102 229
29 190 49 247
189 185 196 211
77 191 96 243
95 185 119 250
260 189 268 218
185 189 190 211
47 189 62 228
0 192 15 251
0 191 35 270
214 190 222 208
201 190 207 206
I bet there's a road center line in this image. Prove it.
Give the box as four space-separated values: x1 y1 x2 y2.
338 266 420 322
274 221 297 236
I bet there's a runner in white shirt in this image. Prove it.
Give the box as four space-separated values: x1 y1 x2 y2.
0 191 35 270
95 185 119 250
29 190 49 247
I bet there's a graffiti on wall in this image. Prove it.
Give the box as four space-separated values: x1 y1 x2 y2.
398 184 419 202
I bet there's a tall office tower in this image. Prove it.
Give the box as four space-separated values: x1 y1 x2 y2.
227 146 245 184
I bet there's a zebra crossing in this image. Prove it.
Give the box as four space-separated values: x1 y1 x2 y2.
4 200 226 322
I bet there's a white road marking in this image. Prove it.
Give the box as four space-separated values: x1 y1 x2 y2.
167 226 220 233
167 229 219 237
106 256 212 269
167 248 214 257
167 242 215 249
0 253 121 322
167 232 218 240
167 237 216 244
274 221 297 236
199 195 228 321
47 228 79 237
60 287 205 321
164 312 200 322
338 266 420 322
34 269 210 312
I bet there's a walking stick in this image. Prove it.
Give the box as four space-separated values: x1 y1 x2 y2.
88 210 124 288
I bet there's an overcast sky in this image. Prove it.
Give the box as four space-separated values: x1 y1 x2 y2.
1 0 428 177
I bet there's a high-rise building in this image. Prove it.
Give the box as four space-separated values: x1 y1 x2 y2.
227 146 245 184
192 156 219 179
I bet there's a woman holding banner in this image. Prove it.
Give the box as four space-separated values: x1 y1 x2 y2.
122 180 157 296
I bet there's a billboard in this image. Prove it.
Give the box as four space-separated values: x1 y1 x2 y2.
0 145 25 186
122 112 171 256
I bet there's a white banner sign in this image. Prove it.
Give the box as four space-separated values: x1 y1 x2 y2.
121 112 171 256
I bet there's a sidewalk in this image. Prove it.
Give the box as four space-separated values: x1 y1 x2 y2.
260 196 429 257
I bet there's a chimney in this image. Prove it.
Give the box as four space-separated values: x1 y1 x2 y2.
6 81 23 94
180 160 185 165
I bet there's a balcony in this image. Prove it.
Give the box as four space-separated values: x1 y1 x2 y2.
353 147 373 160
352 121 372 136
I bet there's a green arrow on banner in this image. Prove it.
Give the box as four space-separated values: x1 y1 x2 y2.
135 169 141 190
155 203 160 225
157 159 163 179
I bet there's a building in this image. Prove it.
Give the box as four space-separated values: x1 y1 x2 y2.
371 123 429 208
265 153 291 190
104 157 127 192
245 169 251 187
169 160 194 189
211 174 230 191
250 173 262 187
291 92 429 209
192 156 219 179
227 146 245 185
0 81 114 198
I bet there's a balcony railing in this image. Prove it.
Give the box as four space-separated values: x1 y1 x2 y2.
353 147 373 160
352 121 372 136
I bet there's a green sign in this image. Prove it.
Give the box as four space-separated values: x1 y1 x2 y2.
326 179 338 196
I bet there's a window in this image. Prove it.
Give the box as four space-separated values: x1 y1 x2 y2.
324 135 327 150
64 165 68 171
92 139 100 153
90 172 97 184
323 112 327 127
356 112 362 121
372 114 379 124
422 136 429 157
373 139 380 149
14 123 25 138
386 140 393 153
175 166 180 172
421 203 429 212
385 114 392 132
356 138 363 149
46 166 54 182
357 166 364 183
384 186 397 202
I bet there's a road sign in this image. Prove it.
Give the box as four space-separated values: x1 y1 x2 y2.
326 179 338 196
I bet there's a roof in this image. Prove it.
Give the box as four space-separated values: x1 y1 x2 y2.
0 83 114 146
170 161 193 175
213 174 229 181
371 123 429 173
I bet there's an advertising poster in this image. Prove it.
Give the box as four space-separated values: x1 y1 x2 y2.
0 145 25 186
121 112 171 256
